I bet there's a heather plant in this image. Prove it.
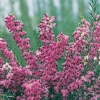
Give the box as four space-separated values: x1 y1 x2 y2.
0 0 100 100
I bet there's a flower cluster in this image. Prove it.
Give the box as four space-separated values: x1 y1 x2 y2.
0 38 18 67
0 13 100 100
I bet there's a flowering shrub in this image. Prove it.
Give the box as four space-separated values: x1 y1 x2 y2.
0 1 100 100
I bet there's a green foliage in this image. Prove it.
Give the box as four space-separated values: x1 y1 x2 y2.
0 90 15 100
33 30 42 49
89 0 97 27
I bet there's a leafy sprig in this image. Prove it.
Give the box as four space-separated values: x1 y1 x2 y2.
89 0 97 27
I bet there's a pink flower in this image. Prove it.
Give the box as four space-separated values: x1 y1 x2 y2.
61 89 68 97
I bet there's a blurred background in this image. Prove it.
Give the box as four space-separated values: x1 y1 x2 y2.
0 0 100 66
